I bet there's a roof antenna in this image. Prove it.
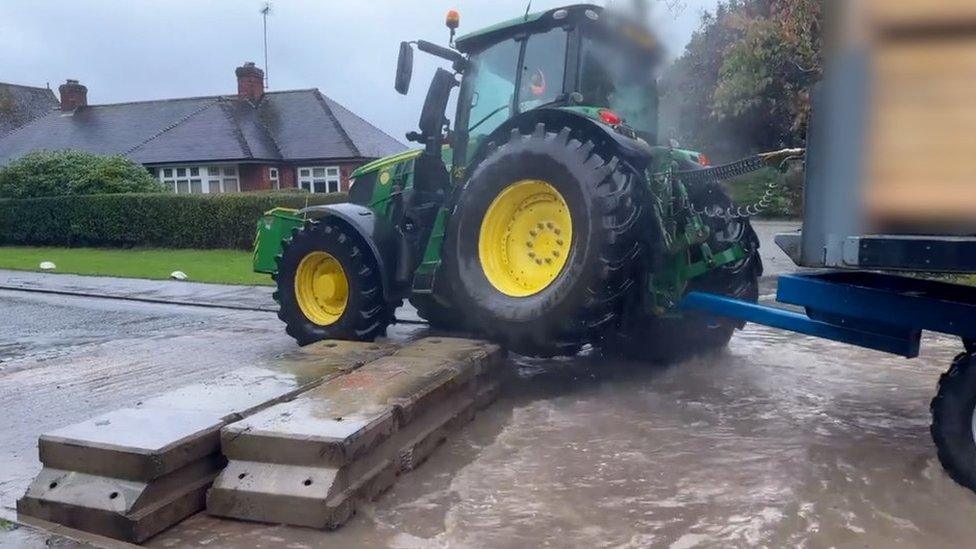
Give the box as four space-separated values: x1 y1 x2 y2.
524 0 532 21
260 2 272 89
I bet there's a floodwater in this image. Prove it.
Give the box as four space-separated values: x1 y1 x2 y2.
2 259 976 547
153 324 973 549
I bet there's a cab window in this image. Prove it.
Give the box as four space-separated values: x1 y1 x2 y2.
466 39 519 140
518 28 568 110
579 27 659 142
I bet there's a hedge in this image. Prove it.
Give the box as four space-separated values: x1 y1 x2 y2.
0 192 348 249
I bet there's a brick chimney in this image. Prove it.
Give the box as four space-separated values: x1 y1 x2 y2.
59 79 88 110
236 62 265 102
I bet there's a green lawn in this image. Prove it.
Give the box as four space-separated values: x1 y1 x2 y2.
0 246 272 286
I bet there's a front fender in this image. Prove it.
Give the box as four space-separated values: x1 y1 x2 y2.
298 203 400 302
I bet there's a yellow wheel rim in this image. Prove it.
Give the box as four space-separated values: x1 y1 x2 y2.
294 251 349 325
478 179 573 297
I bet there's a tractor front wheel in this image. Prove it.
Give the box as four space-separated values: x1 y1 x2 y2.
274 220 390 345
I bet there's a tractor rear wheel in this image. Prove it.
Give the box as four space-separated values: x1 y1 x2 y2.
609 182 762 362
274 220 390 345
442 124 641 357
931 352 976 492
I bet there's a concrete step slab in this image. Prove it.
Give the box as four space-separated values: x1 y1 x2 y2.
17 456 221 543
38 407 225 482
392 336 504 366
207 338 505 529
17 340 399 543
208 385 479 529
217 350 488 469
219 398 398 469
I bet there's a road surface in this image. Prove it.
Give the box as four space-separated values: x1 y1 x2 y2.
3 220 975 548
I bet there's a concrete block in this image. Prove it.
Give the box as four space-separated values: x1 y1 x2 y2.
17 340 398 543
220 399 397 468
206 337 505 529
17 455 222 542
38 408 224 481
208 388 478 529
393 336 505 372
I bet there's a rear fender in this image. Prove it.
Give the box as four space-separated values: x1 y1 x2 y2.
298 203 401 301
467 108 654 173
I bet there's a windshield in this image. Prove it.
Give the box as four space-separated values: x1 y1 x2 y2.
464 28 569 142
465 39 519 140
578 30 659 142
518 28 568 111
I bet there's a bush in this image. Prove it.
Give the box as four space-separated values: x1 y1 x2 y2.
725 167 804 218
0 192 348 249
0 150 165 198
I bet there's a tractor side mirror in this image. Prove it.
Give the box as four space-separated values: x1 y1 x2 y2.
395 42 414 95
419 68 456 140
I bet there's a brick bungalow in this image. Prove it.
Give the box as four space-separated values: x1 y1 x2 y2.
0 62 405 194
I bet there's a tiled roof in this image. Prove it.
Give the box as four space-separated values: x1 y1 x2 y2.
0 89 405 166
0 82 59 136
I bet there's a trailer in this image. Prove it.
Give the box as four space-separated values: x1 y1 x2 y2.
681 0 976 493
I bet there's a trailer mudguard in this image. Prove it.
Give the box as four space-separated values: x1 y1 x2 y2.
297 203 400 301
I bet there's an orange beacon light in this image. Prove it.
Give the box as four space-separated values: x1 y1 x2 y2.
446 9 460 30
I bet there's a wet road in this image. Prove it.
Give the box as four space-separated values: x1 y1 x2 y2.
3 252 976 546
0 290 293 523
150 327 972 549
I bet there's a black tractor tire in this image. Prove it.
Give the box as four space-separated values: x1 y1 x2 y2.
274 220 390 346
931 352 976 492
442 124 641 357
409 294 468 330
610 182 762 362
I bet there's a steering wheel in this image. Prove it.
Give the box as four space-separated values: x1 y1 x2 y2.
468 104 510 133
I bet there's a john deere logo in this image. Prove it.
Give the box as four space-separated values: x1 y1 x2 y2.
379 172 391 185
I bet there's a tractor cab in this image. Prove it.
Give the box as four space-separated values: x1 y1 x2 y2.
394 4 664 175
454 4 662 156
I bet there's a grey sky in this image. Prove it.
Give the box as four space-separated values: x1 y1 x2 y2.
0 0 718 143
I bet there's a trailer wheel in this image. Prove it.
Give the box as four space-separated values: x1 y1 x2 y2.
275 220 391 345
931 352 976 492
442 124 641 357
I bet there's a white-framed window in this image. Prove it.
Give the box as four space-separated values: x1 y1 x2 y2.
269 167 280 190
206 165 239 194
298 166 341 193
159 165 239 194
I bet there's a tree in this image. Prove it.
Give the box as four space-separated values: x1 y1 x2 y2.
660 0 822 160
0 150 166 199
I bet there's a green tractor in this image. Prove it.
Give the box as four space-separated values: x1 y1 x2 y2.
254 4 783 360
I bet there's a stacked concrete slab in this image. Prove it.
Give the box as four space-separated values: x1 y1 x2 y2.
17 340 397 543
207 337 504 529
